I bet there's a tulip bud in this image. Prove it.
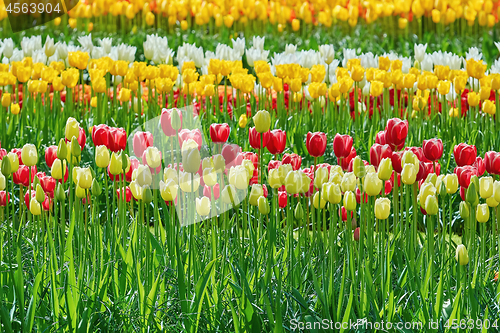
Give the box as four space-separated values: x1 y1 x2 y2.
21 144 38 167
343 191 356 211
1 155 11 176
143 186 153 204
95 145 110 168
378 158 393 181
91 179 102 196
465 181 478 205
424 195 439 215
476 203 490 222
364 172 383 196
258 196 270 215
479 176 493 199
313 192 327 209
57 138 68 160
30 198 41 216
122 153 130 173
35 184 45 203
353 156 366 179
71 137 81 157
54 183 65 202
459 201 470 219
401 164 417 185
75 185 86 199
374 197 391 219
455 244 469 265
253 110 271 133
294 201 304 220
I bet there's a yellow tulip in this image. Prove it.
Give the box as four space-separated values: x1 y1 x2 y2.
374 197 391 219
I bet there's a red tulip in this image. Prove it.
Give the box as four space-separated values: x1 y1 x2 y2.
454 143 477 166
117 186 132 202
342 147 357 171
160 108 183 137
133 131 154 158
340 206 353 221
354 227 360 241
13 165 37 187
333 134 353 159
0 143 7 159
210 123 230 143
375 131 386 145
423 138 443 161
40 175 56 194
45 145 58 168
267 129 286 155
385 118 408 151
278 191 287 208
384 179 393 195
485 151 500 175
356 187 369 203
391 151 404 173
249 127 270 149
460 186 466 201
178 129 203 150
0 191 10 206
204 183 220 199
282 153 302 170
221 144 242 169
268 160 281 171
306 132 327 157
455 165 478 188
369 143 393 168
107 127 126 152
65 127 86 151
473 156 485 176
92 124 110 147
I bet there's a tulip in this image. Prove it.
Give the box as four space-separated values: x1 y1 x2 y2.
65 117 80 141
476 203 490 222
374 197 391 219
30 197 41 216
341 172 356 193
343 191 356 211
377 158 393 181
3 152 19 175
249 127 270 149
129 181 144 201
160 179 178 202
351 156 365 179
135 165 153 187
485 151 500 175
239 114 248 128
385 118 408 151
221 184 237 205
268 169 282 189
459 201 470 219
454 143 477 166
483 100 496 115
306 132 327 157
21 144 38 167
179 171 200 193
0 191 10 206
443 174 459 194
468 91 480 107
202 168 217 187
10 103 20 115
314 167 329 189
365 172 383 196
196 197 211 216
455 166 478 188
401 164 418 185
258 196 270 214
95 145 110 169
369 143 393 168
455 244 469 265
229 165 249 190
182 147 201 174
422 139 443 162
486 197 498 208
333 134 354 159
284 170 303 195
91 179 102 197
267 130 286 155
221 144 240 169
424 195 439 215
313 192 327 209
209 123 230 143
253 110 271 133
249 184 264 206
45 145 58 168
465 181 478 205
479 176 493 199
144 146 162 169
282 153 302 170
78 168 93 189
133 131 153 159
109 152 123 176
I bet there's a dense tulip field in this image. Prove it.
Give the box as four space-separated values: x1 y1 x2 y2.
2 32 500 332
